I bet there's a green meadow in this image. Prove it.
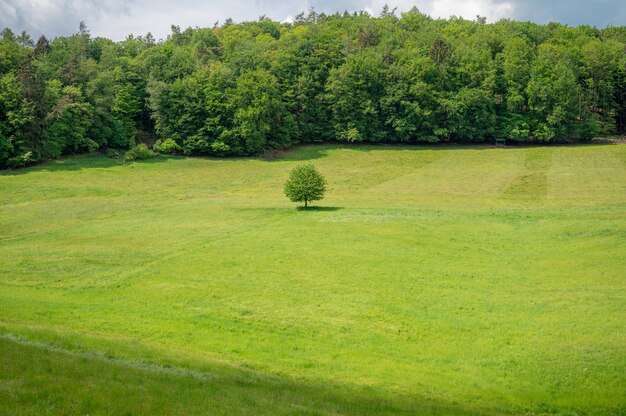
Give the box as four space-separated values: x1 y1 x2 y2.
0 144 625 415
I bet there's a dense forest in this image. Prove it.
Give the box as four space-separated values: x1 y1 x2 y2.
1 8 625 168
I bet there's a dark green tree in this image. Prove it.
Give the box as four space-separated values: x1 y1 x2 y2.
34 35 50 56
1 11 625 169
327 50 386 142
17 31 33 48
229 68 296 153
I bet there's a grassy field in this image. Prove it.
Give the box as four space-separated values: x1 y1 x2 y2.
0 144 625 415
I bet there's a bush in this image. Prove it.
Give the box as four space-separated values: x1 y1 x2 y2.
7 151 34 169
153 138 181 154
210 140 231 156
124 143 154 162
182 135 210 155
105 149 121 159
506 116 531 142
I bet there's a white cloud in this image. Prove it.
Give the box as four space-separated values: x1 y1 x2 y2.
427 0 515 22
0 0 130 38
0 0 623 41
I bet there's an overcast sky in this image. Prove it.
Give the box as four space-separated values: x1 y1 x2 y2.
1 0 625 41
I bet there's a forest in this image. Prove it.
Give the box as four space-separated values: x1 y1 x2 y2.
0 8 625 168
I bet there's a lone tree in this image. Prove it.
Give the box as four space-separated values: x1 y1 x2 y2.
284 163 326 208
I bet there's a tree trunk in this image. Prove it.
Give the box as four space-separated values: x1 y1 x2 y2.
304 199 308 208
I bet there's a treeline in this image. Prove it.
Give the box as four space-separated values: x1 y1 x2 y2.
1 9 625 168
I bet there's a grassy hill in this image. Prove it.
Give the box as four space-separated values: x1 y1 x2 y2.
1 144 625 415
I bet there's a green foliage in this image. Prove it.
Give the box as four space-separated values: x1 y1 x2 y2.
147 71 210 152
7 150 33 168
438 88 495 142
112 82 141 143
230 68 297 153
46 85 96 155
123 143 154 161
327 50 386 142
105 148 121 158
210 140 231 155
1 13 626 168
505 114 531 142
153 138 181 154
0 73 28 167
284 163 326 207
527 46 579 141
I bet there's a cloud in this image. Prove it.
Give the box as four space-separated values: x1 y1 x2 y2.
426 0 514 21
508 0 626 26
0 0 624 41
0 0 130 38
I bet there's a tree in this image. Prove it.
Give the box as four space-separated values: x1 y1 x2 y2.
79 21 90 37
502 37 532 113
327 50 387 142
45 84 96 155
429 37 450 69
34 35 50 56
0 72 34 167
1 28 15 42
527 45 579 141
284 163 326 208
17 31 33 48
229 68 296 153
144 32 155 46
1 13 625 169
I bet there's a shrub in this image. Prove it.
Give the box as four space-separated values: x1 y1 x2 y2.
210 140 231 156
506 116 531 142
124 143 154 162
182 135 210 155
153 138 181 154
7 151 34 169
105 149 121 159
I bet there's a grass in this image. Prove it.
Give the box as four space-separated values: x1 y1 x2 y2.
0 144 625 415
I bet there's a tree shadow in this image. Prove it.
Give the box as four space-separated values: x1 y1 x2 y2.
260 144 335 162
296 206 343 212
263 141 622 163
0 334 492 416
0 154 178 176
3 141 620 175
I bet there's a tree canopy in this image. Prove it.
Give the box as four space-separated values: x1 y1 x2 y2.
284 163 327 207
1 12 625 168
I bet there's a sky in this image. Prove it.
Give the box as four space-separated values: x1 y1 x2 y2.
1 0 625 41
